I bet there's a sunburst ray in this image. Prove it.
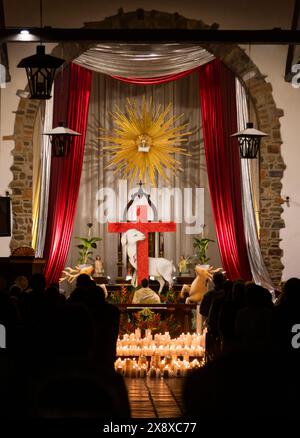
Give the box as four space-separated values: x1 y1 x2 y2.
100 97 192 186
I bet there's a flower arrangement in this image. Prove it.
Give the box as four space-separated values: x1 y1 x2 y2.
118 308 181 338
109 284 133 304
133 308 161 331
160 288 178 304
118 310 160 336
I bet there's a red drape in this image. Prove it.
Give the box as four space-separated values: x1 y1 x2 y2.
199 59 251 281
44 63 92 284
111 67 199 85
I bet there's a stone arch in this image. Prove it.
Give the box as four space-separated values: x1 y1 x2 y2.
11 9 285 285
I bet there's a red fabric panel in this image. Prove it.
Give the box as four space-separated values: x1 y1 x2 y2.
44 63 92 284
199 59 251 281
111 66 199 84
108 205 176 284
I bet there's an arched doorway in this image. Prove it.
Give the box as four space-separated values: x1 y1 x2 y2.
11 8 285 286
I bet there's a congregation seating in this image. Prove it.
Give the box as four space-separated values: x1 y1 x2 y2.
0 271 300 421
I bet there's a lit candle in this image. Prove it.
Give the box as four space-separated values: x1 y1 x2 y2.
135 328 141 339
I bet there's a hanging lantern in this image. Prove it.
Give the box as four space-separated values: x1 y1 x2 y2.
43 122 81 157
17 45 64 100
231 122 268 159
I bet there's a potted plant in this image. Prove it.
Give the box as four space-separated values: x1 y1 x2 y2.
75 223 102 267
193 237 214 268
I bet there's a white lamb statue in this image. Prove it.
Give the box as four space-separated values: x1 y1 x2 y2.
121 229 175 293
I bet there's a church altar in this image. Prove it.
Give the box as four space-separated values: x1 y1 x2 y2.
112 303 200 336
57 89 218 378
92 182 206 378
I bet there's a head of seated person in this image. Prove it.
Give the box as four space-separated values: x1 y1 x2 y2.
76 274 95 288
30 273 46 293
70 284 106 308
132 278 161 304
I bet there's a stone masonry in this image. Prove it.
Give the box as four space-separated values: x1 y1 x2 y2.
10 98 40 250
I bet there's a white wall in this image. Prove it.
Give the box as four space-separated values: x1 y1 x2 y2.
251 45 300 280
0 44 32 255
0 43 53 256
1 0 299 278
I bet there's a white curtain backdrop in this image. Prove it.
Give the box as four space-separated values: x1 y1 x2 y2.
74 43 214 78
66 71 221 281
236 78 274 291
35 96 53 258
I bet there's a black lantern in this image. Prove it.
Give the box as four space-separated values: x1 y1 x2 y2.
231 122 268 159
17 45 64 100
43 122 81 157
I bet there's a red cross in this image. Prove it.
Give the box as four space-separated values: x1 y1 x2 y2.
108 205 176 284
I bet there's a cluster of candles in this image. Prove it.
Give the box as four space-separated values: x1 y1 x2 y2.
117 330 205 358
115 330 205 378
115 356 203 378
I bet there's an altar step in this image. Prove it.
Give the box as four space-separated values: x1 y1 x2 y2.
125 377 184 418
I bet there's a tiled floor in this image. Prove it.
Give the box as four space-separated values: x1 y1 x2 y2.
125 378 184 418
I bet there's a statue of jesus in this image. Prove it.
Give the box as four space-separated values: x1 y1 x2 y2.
178 255 189 275
94 256 104 276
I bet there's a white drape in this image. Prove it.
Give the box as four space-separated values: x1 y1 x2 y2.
32 107 42 250
35 96 53 258
74 43 214 78
66 71 221 281
236 78 274 291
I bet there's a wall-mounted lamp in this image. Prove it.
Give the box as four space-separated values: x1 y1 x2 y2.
231 122 268 159
231 44 268 159
43 122 81 157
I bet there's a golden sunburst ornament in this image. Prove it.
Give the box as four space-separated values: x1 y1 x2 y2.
100 97 192 186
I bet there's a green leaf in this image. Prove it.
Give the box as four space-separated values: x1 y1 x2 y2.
75 237 90 245
193 238 201 244
76 233 101 263
90 237 102 243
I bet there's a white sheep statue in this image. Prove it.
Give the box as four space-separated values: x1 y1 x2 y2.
121 229 175 293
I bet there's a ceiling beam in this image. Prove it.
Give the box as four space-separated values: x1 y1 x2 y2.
2 27 300 44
